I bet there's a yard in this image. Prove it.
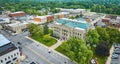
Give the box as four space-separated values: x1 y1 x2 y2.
32 35 57 46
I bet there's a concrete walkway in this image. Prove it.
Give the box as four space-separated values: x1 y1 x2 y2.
105 46 114 64
50 40 64 49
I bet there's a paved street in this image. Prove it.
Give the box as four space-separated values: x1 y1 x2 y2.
0 30 75 64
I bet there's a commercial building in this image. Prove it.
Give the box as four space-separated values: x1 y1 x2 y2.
0 34 21 64
34 16 47 23
8 11 26 21
0 18 10 24
7 22 27 34
60 8 86 14
46 15 54 22
52 18 92 40
102 15 120 28
54 12 69 20
9 11 26 17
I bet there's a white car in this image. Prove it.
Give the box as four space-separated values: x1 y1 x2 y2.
112 53 119 59
91 59 96 64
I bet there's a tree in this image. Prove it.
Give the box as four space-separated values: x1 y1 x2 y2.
96 26 109 43
69 16 75 19
43 23 49 35
45 10 48 15
95 42 110 56
86 29 100 46
49 29 53 36
43 34 51 42
50 8 60 13
59 37 93 64
75 14 83 18
28 23 44 37
106 27 120 44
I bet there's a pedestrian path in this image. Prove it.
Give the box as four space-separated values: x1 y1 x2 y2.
105 46 114 64
50 40 64 49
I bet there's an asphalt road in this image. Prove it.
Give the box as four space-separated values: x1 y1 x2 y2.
0 30 75 64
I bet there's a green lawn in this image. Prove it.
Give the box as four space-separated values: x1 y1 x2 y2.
55 45 66 55
32 36 57 46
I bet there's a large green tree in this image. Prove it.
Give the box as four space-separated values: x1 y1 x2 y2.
28 23 44 37
58 37 93 64
86 29 100 45
106 27 120 44
96 26 109 43
95 42 110 56
43 24 49 35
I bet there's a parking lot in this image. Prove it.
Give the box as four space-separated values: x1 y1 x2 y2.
111 44 120 64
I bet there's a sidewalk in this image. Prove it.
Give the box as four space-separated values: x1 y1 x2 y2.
50 40 64 49
105 46 114 64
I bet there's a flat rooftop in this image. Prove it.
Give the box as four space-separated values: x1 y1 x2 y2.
0 43 17 56
56 18 91 29
10 11 25 14
0 34 10 47
8 22 26 27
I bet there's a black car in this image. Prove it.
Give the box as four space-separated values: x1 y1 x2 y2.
17 42 22 45
30 62 36 64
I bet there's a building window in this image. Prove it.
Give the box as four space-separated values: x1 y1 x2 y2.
6 60 11 64
17 52 19 55
1 60 3 63
13 57 17 61
11 55 13 58
14 53 16 56
5 58 7 61
8 56 10 59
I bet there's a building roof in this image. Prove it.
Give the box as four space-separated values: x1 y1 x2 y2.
8 22 26 27
9 11 26 17
35 16 46 19
0 43 17 56
56 18 91 29
0 34 10 47
54 12 69 15
10 11 25 14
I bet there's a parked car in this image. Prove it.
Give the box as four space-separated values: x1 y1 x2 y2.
114 44 120 49
114 48 120 51
30 62 36 64
17 42 22 45
91 59 96 64
114 51 120 54
18 46 22 50
112 53 119 59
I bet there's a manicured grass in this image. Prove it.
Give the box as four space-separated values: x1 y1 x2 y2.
32 36 57 46
55 44 66 55
55 41 73 59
